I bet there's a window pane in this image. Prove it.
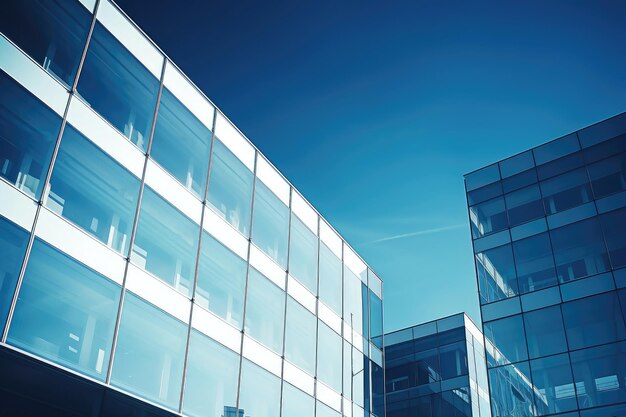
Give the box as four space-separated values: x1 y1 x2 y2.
207 139 253 237
344 267 365 336
600 207 626 269
371 360 385 417
370 291 383 349
541 168 592 215
8 240 120 381
505 185 544 227
469 197 508 239
48 125 140 254
319 243 342 315
484 315 528 367
550 218 610 283
288 215 318 294
562 291 626 350
0 217 28 327
351 347 366 408
111 293 187 410
237 359 281 417
488 362 535 417
252 181 289 268
317 321 342 392
243 268 285 354
523 305 567 359
132 187 199 296
512 233 557 294
284 297 316 375
439 341 468 380
530 354 576 415
0 0 91 86
182 330 239 417
151 88 212 197
196 232 246 328
588 153 626 199
77 23 160 151
282 383 314 417
0 71 62 198
316 401 341 417
415 347 440 386
475 244 518 303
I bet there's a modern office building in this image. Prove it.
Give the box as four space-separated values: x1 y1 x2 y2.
465 113 626 417
0 1 385 416
384 313 491 417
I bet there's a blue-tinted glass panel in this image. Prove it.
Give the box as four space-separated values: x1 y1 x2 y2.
284 297 316 375
282 383 314 417
316 401 341 417
600 207 626 269
579 113 626 148
344 267 365 336
465 163 500 191
0 0 91 86
530 354 576 415
512 233 557 294
8 240 120 381
584 132 626 164
48 125 140 254
370 291 383 349
132 187 199 296
488 362 535 417
111 293 187 410
0 217 29 328
550 218 610 283
467 181 503 206
196 232 246 328
475 244 518 303
484 315 528 367
182 330 239 417
251 180 289 268
288 215 318 294
441 387 472 417
77 23 160 151
562 291 626 350
317 321 342 392
371 360 385 417
207 139 253 237
537 152 586 181
237 359 281 417
415 347 440 386
469 197 508 239
243 268 285 354
0 71 62 198
151 88 212 197
505 185 544 227
502 168 538 194
439 341 468 380
533 133 580 165
541 168 592 215
588 152 626 199
523 305 567 359
500 151 535 178
318 242 342 315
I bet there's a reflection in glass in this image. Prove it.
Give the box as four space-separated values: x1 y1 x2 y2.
238 359 281 417
512 233 557 294
541 168 592 215
316 401 341 417
476 244 518 303
344 267 366 336
319 243 342 315
0 217 29 328
484 315 528 367
600 207 626 269
588 152 626 199
282 383 314 417
284 297 316 375
370 291 383 349
488 362 535 417
530 354 576 415
288 215 318 294
252 181 289 268
439 341 468 380
505 185 544 227
523 305 567 359
317 321 342 392
470 197 507 239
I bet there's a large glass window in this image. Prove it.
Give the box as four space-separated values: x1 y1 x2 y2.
47 125 140 254
512 233 557 293
8 240 120 381
523 305 567 359
469 197 508 239
505 185 544 227
206 139 253 236
182 330 239 417
414 347 440 386
195 232 246 328
476 244 518 303
284 297 316 375
317 401 341 417
344 267 366 336
0 0 92 86
488 362 536 417
282 383 314 417
317 321 342 392
77 23 160 151
237 359 281 417
318 243 342 315
600 207 626 269
588 152 626 199
0 217 29 328
530 354 576 415
439 341 468 380
111 293 187 410
370 291 383 349
562 291 626 350
288 215 318 294
251 181 289 268
550 218 610 283
484 315 528 367
541 168 593 215
131 187 199 296
151 88 212 197
243 268 285 354
0 71 62 199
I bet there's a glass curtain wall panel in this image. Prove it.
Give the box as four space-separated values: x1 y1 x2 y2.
281 382 314 417
284 296 316 375
318 243 342 315
237 359 281 417
288 215 318 294
0 216 30 328
251 180 289 269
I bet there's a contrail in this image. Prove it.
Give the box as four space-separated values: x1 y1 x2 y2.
363 223 465 245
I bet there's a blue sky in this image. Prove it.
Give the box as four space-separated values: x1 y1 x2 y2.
117 0 626 331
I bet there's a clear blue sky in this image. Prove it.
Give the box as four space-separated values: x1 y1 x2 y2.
117 0 626 332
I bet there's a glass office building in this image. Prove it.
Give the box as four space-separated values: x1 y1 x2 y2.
465 113 626 417
0 1 385 416
384 313 491 417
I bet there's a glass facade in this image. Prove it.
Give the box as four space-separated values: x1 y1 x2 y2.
384 313 491 417
465 112 626 417
0 2 385 416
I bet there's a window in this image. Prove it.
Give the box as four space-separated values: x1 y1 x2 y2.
414 347 440 386
469 197 507 239
0 71 62 199
7 240 120 381
512 233 557 293
530 354 576 415
319 243 342 315
317 321 342 392
550 218 610 283
237 359 281 417
488 362 535 417
151 88 212 197
195 232 246 328
182 330 239 417
0 0 92 86
111 293 187 410
282 383 314 417
251 180 289 268
288 215 318 294
523 305 567 359
588 153 626 199
131 187 199 296
77 23 160 151
484 315 528 367
600 207 626 269
475 244 518 303
284 297 316 375
243 268 285 354
505 185 544 227
439 341 468 380
344 267 366 336
47 125 140 255
541 168 592 215
370 291 383 349
0 217 29 328
206 139 253 237
316 401 341 417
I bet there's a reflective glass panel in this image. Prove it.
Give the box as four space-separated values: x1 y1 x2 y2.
0 217 29 328
317 321 342 392
48 125 140 254
8 240 120 381
237 359 281 417
439 341 468 380
415 347 440 386
344 267 365 335
484 315 528 367
541 168 593 215
316 401 341 417
284 297 316 375
588 152 626 199
530 354 576 415
600 207 626 269
488 362 535 417
251 180 289 268
512 233 557 294
77 23 160 151
475 244 518 302
196 232 246 328
0 0 91 86
523 305 567 359
151 88 212 197
469 197 508 239
318 242 342 315
182 330 239 417
0 70 62 198
132 187 199 296
505 185 544 227
282 383 314 417
288 215 318 294
206 139 253 237
370 291 383 349
111 293 187 410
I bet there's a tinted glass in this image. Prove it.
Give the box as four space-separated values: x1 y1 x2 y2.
523 305 567 359
318 243 342 315
541 168 592 215
588 152 626 199
505 185 544 227
599 207 626 269
288 215 318 294
488 362 535 417
0 217 29 328
282 383 314 417
284 297 316 375
512 233 557 294
316 401 341 417
237 359 281 417
344 267 365 336
439 341 468 380
0 71 62 198
475 244 518 302
530 354 576 415
470 197 508 239
251 180 289 268
317 321 342 392
370 291 383 349
484 315 528 367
